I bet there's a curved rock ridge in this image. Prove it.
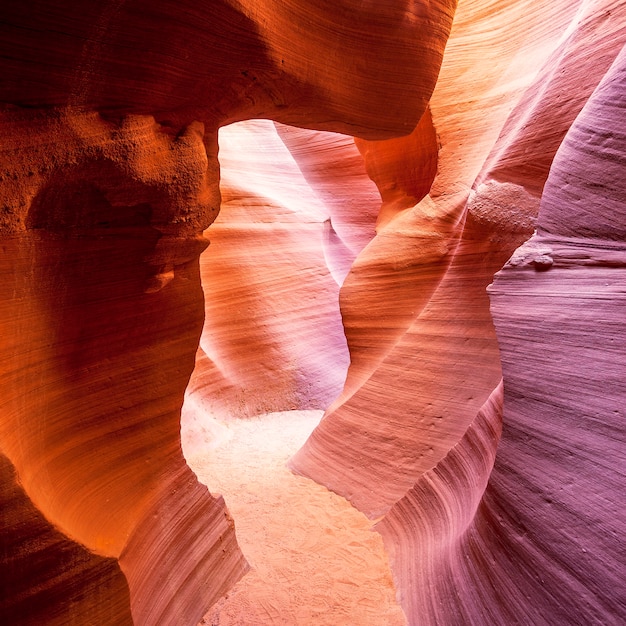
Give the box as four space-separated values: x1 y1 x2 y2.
476 0 626 197
182 119 382 446
275 122 380 277
0 225 248 625
375 382 503 624
291 0 626 517
483 44 626 625
289 3 626 623
217 0 457 136
0 452 133 625
0 0 455 138
2 1 626 625
0 108 249 625
290 212 513 518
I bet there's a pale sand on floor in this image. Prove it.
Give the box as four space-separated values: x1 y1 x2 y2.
184 410 407 626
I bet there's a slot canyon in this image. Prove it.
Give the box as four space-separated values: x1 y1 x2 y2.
1 1 625 624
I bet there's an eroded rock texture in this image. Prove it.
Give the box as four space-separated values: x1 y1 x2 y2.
484 45 626 623
377 41 626 625
181 118 385 455
290 0 626 624
0 1 455 624
1 0 625 625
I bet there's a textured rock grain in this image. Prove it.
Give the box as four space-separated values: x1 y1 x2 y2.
0 1 456 623
291 0 616 516
484 44 626 625
2 1 625 625
289 2 626 624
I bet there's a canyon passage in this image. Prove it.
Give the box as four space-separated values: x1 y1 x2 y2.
1 1 625 625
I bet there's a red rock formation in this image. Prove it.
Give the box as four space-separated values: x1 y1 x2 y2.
0 1 456 624
378 42 626 625
0 0 454 137
0 453 133 625
291 0 606 516
2 0 625 624
0 110 246 625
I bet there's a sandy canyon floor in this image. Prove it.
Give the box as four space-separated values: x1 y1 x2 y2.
184 410 406 625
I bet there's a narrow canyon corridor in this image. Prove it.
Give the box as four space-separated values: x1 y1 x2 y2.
1 2 625 625
185 410 406 625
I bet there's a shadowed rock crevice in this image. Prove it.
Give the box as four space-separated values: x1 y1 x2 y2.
0 453 134 626
27 179 153 231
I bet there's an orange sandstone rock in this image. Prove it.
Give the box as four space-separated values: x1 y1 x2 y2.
0 1 456 624
3 0 625 625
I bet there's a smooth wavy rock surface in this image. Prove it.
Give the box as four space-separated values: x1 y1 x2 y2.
0 453 133 625
0 0 455 138
291 0 626 516
0 1 456 624
181 119 381 451
2 0 625 625
375 382 503 624
0 108 248 625
289 1 626 624
484 45 626 624
370 17 626 626
0 226 247 625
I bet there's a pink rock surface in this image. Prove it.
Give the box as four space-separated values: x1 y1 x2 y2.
1 0 625 624
483 44 626 624
182 119 379 440
291 0 624 516
290 1 626 623
376 382 503 623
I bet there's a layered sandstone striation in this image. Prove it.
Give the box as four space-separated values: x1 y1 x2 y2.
289 0 626 623
484 45 626 623
291 0 626 518
1 0 625 625
0 109 246 625
182 119 379 443
0 1 455 624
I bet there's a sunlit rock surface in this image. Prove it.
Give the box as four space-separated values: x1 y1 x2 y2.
290 0 626 623
1 0 625 625
187 411 406 625
0 1 455 624
182 119 379 444
291 0 626 517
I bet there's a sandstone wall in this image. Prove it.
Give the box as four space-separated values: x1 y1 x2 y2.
0 1 455 624
1 0 624 624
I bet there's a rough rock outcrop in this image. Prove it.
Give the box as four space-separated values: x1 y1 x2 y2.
0 110 246 625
